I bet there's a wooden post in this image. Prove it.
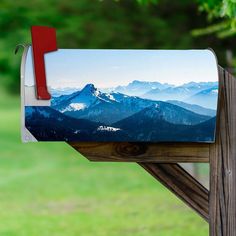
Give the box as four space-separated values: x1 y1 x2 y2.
209 67 236 236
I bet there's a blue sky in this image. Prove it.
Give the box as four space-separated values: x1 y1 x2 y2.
25 47 218 89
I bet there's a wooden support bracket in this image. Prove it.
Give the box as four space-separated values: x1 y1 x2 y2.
139 163 209 222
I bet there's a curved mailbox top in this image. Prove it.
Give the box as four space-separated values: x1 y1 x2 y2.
21 47 219 143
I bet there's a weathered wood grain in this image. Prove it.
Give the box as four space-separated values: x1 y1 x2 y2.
139 163 209 222
70 142 210 163
209 67 236 236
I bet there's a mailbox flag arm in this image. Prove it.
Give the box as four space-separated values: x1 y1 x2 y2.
31 26 57 100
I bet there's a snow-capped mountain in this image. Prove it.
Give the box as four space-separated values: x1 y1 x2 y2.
51 84 211 125
52 84 156 124
53 84 117 112
113 80 174 96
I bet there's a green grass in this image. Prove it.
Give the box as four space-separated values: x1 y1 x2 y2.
0 93 208 236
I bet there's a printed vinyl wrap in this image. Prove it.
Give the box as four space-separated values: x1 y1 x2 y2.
22 47 219 142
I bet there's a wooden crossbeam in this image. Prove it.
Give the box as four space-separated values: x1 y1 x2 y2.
139 163 209 222
70 142 210 163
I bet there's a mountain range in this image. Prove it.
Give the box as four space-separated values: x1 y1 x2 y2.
25 82 217 142
141 81 218 108
186 86 218 109
51 80 218 109
52 84 213 125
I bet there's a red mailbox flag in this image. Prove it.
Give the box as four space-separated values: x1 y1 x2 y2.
31 26 57 100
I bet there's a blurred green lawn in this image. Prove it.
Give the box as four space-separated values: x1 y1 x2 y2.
0 91 208 236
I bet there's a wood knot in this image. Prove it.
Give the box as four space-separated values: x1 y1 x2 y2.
115 143 147 157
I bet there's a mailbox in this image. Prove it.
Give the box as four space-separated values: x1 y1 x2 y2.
21 44 218 142
20 27 219 143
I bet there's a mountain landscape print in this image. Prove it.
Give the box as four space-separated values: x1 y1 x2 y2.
23 48 219 142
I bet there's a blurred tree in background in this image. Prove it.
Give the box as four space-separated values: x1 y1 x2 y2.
194 0 236 38
0 0 235 94
139 0 236 38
